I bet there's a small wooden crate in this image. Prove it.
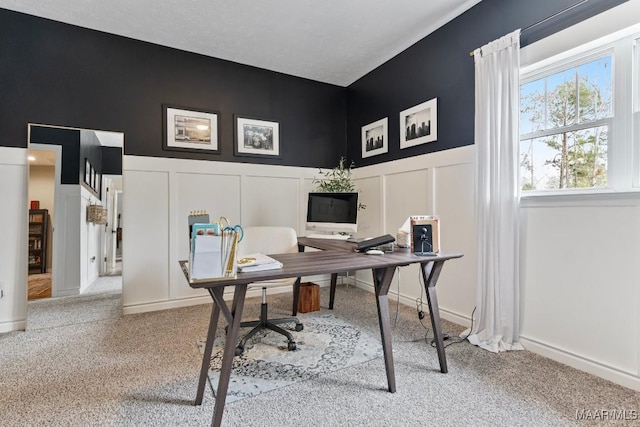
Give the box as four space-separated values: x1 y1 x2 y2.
298 282 320 313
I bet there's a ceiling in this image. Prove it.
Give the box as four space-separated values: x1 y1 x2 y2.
0 0 481 86
28 149 56 167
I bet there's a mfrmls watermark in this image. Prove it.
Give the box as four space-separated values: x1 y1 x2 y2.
576 409 638 421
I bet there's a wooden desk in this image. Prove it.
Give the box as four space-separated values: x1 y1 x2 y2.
180 239 462 427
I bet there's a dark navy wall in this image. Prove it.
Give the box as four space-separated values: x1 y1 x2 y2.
346 0 628 166
28 126 121 200
29 126 80 185
0 9 346 168
80 130 102 196
2 1 627 169
102 147 123 176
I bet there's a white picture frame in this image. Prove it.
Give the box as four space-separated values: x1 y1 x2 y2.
163 105 219 153
400 97 438 149
235 116 280 157
361 117 388 158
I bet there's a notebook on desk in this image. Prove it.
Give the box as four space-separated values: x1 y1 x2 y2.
356 234 395 252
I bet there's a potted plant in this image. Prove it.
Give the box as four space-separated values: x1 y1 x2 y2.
313 157 366 210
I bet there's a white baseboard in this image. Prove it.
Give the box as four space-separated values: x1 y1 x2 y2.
520 336 640 392
354 277 640 391
56 289 80 298
352 278 472 328
0 319 26 333
123 296 213 315
438 308 472 328
122 283 323 315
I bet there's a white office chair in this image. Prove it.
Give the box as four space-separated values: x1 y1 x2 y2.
235 226 303 355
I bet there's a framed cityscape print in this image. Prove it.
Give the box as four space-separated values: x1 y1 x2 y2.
361 117 388 158
400 97 438 149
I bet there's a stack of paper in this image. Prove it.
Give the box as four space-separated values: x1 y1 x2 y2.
189 222 240 280
190 233 222 280
237 253 283 272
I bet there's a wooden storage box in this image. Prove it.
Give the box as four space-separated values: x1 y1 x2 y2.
298 282 320 313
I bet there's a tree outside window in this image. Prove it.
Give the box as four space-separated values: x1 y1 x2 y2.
519 56 612 191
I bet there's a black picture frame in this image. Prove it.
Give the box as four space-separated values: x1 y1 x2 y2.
84 158 91 184
234 115 281 158
162 104 221 154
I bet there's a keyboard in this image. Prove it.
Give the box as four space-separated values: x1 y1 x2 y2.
306 234 351 240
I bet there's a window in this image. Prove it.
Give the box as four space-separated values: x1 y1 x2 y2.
519 25 640 193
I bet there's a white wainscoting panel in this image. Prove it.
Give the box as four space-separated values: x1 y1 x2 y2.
383 168 431 303
122 169 170 310
384 169 431 234
352 146 476 322
433 162 476 323
520 201 640 375
0 148 28 332
171 172 241 300
242 175 300 227
353 176 382 238
53 185 82 297
122 156 317 313
80 186 101 292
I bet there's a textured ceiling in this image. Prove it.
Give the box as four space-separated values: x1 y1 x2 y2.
0 0 481 86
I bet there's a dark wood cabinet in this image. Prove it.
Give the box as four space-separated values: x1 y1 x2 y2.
28 209 49 274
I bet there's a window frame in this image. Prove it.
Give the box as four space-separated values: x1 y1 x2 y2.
519 24 640 197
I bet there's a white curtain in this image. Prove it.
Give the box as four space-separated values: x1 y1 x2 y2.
466 29 524 353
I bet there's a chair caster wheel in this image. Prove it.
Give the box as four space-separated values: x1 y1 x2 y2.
295 323 304 332
235 346 244 356
287 341 297 351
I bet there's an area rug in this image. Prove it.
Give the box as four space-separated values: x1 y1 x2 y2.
197 313 383 404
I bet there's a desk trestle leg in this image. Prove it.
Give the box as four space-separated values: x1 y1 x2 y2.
195 288 223 405
192 285 248 427
421 261 448 373
372 266 397 393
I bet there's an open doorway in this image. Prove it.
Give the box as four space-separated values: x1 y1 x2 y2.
27 124 124 330
103 176 123 277
27 147 58 300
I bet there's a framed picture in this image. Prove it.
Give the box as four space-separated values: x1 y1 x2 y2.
410 215 440 255
90 167 96 190
84 158 91 184
163 105 220 153
400 97 438 149
361 117 388 158
235 116 280 157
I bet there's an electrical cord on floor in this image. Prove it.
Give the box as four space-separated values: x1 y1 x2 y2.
392 267 477 349
429 306 476 349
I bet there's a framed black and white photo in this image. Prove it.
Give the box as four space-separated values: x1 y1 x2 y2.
163 105 219 153
235 116 280 157
361 117 388 158
400 97 438 149
84 158 91 184
90 167 96 190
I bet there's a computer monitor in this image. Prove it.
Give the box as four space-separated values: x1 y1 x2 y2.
306 192 358 235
